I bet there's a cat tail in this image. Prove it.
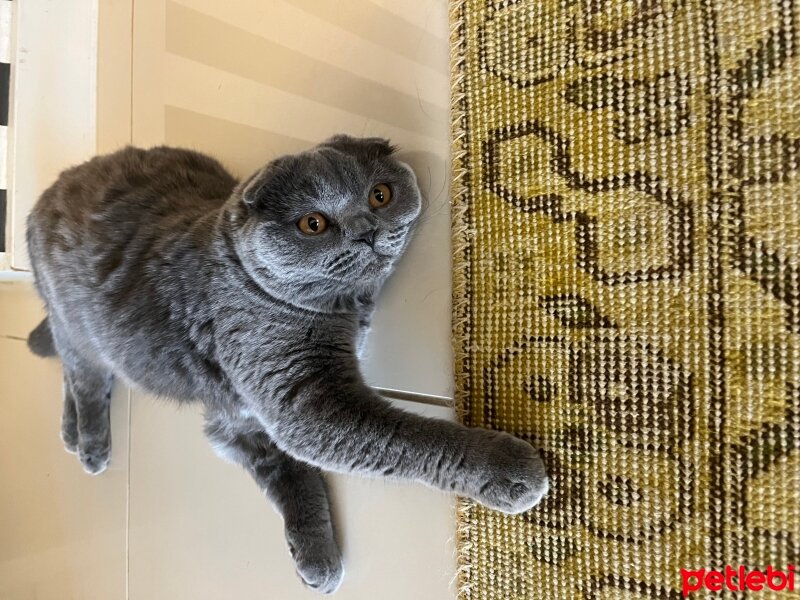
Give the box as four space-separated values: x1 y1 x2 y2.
28 317 57 357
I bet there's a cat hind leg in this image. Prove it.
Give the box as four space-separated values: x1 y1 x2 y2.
63 356 114 475
205 417 344 594
60 377 79 454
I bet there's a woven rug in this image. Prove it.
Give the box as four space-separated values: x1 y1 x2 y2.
450 0 800 598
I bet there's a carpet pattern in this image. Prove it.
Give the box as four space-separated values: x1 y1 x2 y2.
450 0 800 597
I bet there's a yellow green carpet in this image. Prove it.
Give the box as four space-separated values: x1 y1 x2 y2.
450 0 800 597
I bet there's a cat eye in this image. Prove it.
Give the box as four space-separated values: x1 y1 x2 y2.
297 212 328 235
368 184 393 208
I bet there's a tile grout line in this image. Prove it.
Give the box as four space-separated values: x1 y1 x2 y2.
374 386 453 408
125 386 132 600
129 0 135 149
126 1 135 596
0 334 25 341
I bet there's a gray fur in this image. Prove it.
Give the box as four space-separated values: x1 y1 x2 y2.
27 317 56 357
26 136 548 594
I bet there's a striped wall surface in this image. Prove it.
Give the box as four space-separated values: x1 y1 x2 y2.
134 0 450 165
132 0 453 398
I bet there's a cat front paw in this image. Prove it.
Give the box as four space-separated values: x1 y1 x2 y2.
466 430 549 514
288 533 344 595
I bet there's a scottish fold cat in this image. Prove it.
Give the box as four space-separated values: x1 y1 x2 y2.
26 135 548 593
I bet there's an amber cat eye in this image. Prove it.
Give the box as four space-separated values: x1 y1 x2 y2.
368 184 392 208
297 212 328 235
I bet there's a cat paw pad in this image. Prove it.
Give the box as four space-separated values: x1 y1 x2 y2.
289 538 344 595
79 446 110 475
469 431 549 514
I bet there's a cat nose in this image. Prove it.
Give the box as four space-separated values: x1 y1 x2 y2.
354 228 376 247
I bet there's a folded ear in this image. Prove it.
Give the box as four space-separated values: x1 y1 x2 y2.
321 134 397 161
237 156 294 211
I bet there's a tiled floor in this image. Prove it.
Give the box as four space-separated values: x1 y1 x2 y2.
0 280 458 599
0 283 129 600
2 1 456 596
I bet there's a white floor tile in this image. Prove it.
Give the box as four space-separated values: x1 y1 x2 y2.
1 275 459 600
128 394 458 600
0 279 45 340
0 337 129 600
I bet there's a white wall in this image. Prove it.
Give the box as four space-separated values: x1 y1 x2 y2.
132 0 453 397
5 0 454 398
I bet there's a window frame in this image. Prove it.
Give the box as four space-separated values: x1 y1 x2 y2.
2 0 132 273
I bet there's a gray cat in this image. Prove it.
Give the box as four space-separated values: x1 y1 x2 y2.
26 136 548 594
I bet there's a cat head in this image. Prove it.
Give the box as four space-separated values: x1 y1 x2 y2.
231 135 423 309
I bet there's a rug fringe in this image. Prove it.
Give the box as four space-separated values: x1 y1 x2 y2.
449 0 475 598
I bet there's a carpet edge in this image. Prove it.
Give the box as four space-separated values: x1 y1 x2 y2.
449 0 477 598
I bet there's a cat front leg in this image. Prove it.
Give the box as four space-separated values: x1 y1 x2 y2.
239 368 548 514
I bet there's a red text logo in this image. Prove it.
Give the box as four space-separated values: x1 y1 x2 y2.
681 565 795 596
